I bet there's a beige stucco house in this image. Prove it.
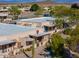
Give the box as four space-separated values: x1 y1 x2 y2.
0 23 44 57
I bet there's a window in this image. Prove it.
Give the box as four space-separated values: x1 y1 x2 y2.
2 45 7 53
26 41 32 46
2 49 7 53
0 45 2 49
9 44 12 47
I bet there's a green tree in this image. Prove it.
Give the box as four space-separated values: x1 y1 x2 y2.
48 6 53 11
34 8 45 15
63 28 72 35
71 3 79 9
68 9 79 23
66 35 79 52
51 6 72 17
65 25 79 52
50 33 64 57
50 5 79 24
8 6 21 20
70 35 79 52
71 25 79 36
55 18 64 29
30 4 40 11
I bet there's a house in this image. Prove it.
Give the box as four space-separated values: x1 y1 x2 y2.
0 39 16 57
0 7 8 12
44 25 56 32
0 23 44 49
0 23 43 36
29 32 50 47
17 17 55 27
20 37 34 49
0 13 8 19
0 13 9 22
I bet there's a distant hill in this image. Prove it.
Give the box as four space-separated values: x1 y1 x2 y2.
0 1 72 7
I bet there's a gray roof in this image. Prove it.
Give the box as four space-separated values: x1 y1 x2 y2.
17 17 55 23
0 13 8 17
44 24 55 27
0 23 36 36
0 40 16 45
26 38 34 42
30 32 50 38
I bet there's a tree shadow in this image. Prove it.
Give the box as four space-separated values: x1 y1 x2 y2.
22 51 31 58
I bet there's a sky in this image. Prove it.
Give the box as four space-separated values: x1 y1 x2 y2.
0 0 79 3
